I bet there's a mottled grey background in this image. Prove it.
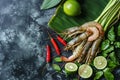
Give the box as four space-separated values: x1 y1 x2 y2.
0 0 66 80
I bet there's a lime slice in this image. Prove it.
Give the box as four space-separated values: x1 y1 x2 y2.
78 64 93 78
94 56 107 70
65 62 78 74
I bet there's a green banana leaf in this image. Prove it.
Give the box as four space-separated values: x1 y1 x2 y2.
48 0 109 33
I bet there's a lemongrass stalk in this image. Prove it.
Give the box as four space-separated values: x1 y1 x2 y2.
95 0 120 31
95 0 116 22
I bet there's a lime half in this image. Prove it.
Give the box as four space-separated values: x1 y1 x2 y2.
65 62 78 74
94 56 107 70
78 64 93 78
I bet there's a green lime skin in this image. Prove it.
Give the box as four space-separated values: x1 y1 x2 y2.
63 0 81 16
78 64 93 78
94 56 107 70
65 62 78 74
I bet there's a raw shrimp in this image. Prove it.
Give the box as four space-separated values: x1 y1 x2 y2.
64 32 90 50
61 21 104 63
85 48 92 64
66 22 96 38
77 41 93 63
64 26 100 50
62 21 103 41
79 21 104 34
61 40 86 62
62 22 92 39
86 36 102 64
63 26 80 34
94 21 104 35
62 26 80 38
87 26 99 41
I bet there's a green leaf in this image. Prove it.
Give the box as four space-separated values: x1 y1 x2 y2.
117 24 120 36
94 71 103 80
103 67 110 72
41 0 61 10
102 46 114 57
101 39 110 50
103 68 114 80
48 0 109 33
108 52 119 68
54 57 62 62
114 42 120 48
109 52 117 63
52 64 61 72
107 27 115 42
108 59 117 70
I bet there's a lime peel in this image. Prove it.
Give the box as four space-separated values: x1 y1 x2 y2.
63 0 81 16
65 62 78 74
94 56 107 70
78 64 93 78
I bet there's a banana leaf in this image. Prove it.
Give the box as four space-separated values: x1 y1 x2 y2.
48 0 109 33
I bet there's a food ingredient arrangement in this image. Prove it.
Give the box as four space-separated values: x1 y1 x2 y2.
41 0 120 80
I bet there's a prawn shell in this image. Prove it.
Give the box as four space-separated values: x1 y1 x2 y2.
68 32 89 45
86 36 102 64
64 32 89 50
77 41 93 63
87 27 99 41
61 40 86 62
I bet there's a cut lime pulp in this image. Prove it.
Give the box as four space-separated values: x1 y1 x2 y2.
78 64 93 78
65 62 78 74
94 56 107 70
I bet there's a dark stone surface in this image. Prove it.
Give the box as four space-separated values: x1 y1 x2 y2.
0 0 64 80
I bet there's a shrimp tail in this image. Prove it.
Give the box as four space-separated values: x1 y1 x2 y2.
62 40 87 62
61 56 76 62
61 56 69 62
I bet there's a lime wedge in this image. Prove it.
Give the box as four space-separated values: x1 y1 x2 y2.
94 56 107 70
78 64 93 78
65 62 78 74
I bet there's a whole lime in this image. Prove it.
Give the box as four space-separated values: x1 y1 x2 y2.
63 0 81 16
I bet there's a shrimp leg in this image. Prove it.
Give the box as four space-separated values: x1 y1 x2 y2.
61 40 86 62
63 22 90 35
82 21 104 34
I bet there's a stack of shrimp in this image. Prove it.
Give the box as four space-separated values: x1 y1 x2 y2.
61 21 104 64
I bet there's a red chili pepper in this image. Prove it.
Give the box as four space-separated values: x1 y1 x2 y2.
57 35 67 46
47 31 60 55
51 38 60 55
46 45 51 63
